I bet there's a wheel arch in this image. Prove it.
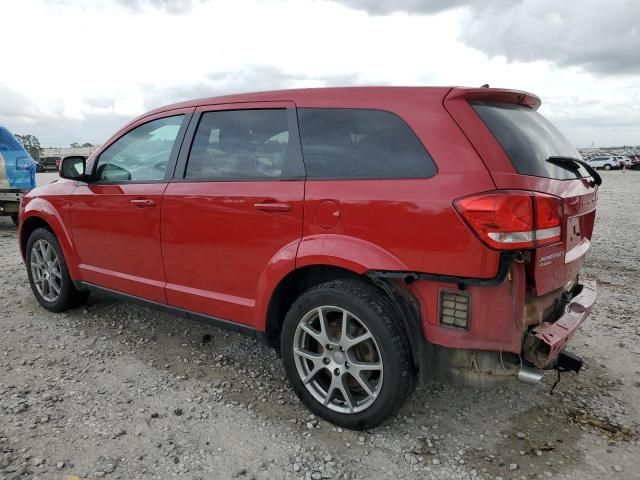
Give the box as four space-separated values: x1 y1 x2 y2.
263 264 424 374
20 203 82 279
264 264 363 348
20 215 53 258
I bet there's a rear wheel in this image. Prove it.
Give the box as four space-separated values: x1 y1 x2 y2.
26 228 89 312
281 279 415 429
10 215 18 226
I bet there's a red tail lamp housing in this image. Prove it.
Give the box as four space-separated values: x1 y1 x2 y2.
454 191 563 250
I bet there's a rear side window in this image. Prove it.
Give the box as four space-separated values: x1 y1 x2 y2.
472 102 589 180
185 109 302 180
298 108 436 179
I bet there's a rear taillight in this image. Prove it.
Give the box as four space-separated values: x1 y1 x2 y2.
454 191 563 250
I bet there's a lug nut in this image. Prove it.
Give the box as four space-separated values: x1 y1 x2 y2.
323 358 330 365
333 368 340 376
344 362 349 369
339 346 344 352
326 344 333 351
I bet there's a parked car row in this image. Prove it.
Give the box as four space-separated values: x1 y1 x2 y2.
35 156 61 171
584 155 637 170
36 155 88 172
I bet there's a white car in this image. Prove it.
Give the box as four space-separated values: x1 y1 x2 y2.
586 156 620 170
614 156 632 168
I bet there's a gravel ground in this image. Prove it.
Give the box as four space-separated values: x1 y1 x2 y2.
1 171 638 480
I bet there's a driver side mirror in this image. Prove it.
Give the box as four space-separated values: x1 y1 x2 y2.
60 156 87 181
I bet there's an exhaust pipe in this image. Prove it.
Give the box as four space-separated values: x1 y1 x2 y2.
517 366 544 385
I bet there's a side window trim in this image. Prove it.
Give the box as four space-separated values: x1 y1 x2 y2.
172 103 305 182
171 112 199 180
89 112 192 185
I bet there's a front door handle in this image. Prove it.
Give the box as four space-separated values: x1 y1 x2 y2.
254 202 292 212
131 199 156 208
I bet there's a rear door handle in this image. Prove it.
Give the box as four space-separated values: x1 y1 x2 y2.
253 202 292 212
131 199 156 208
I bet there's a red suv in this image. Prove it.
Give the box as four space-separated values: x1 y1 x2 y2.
19 87 598 429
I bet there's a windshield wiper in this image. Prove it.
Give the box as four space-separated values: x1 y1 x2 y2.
546 156 602 186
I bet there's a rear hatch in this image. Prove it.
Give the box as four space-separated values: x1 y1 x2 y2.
444 87 598 296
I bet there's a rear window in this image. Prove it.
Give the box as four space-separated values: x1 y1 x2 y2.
298 108 436 179
472 102 589 180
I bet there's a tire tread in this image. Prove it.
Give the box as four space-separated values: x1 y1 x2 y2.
281 278 415 429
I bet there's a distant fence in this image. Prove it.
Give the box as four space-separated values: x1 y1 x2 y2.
41 146 100 158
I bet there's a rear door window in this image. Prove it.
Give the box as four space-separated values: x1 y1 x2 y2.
472 102 589 180
298 108 436 179
185 109 303 180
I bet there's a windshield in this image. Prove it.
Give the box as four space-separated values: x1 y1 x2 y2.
472 102 590 180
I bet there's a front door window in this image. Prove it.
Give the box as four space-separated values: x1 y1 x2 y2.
95 115 185 182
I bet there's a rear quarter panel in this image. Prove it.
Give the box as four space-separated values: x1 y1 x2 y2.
297 88 501 278
444 88 599 294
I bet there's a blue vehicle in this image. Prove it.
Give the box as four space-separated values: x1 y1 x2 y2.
0 126 37 225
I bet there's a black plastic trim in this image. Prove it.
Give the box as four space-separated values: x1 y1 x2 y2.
75 281 267 343
367 251 518 289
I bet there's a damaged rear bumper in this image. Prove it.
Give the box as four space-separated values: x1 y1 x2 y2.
523 280 597 369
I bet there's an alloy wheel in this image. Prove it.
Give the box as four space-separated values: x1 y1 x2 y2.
292 306 383 414
30 239 62 302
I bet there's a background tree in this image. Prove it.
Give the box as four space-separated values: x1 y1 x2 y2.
15 134 44 159
81 142 94 148
70 142 80 148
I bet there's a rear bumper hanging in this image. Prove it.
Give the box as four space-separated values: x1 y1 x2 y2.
523 280 597 368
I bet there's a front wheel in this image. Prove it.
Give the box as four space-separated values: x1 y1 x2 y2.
281 279 415 430
26 228 89 312
604 164 612 170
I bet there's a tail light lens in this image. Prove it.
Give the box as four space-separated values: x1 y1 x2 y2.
454 191 563 250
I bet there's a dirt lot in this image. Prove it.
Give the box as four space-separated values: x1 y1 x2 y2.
1 172 639 480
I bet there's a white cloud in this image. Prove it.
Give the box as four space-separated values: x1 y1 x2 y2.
458 0 640 75
0 0 638 148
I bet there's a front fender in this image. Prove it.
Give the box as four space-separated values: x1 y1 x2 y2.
20 198 82 280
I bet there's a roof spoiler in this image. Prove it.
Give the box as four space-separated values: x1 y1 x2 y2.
445 87 541 110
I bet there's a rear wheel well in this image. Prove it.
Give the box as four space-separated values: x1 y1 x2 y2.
265 266 423 374
266 266 367 348
20 217 54 257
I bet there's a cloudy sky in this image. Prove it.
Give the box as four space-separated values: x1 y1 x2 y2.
1 0 639 147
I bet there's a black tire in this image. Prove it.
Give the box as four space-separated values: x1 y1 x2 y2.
604 164 612 170
281 279 415 430
10 215 19 226
26 228 89 312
